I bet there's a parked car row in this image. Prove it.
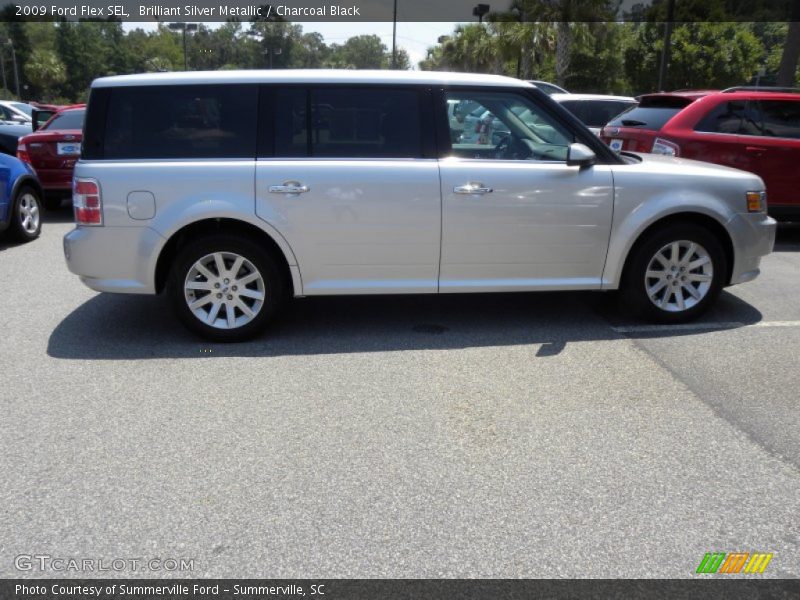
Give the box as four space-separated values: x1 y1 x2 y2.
0 102 86 244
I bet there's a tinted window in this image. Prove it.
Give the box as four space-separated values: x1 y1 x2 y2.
274 88 307 157
695 101 752 134
559 100 636 127
607 106 682 130
758 100 800 139
274 87 423 158
104 85 257 159
45 110 85 130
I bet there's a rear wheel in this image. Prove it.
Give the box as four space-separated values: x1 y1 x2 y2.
8 185 42 242
621 223 727 323
168 234 286 342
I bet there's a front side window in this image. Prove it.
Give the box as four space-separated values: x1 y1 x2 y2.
274 87 423 159
445 91 574 161
103 85 257 159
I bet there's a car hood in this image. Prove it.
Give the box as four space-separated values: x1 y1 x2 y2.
620 150 764 180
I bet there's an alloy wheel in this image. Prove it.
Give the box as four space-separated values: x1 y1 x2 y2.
18 192 40 235
644 240 713 312
184 252 266 329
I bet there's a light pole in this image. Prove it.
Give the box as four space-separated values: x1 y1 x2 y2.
0 46 7 93
473 3 490 23
391 0 398 69
0 40 21 98
168 23 198 70
247 29 282 69
656 0 675 91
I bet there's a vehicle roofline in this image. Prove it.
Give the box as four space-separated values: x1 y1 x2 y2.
91 69 534 89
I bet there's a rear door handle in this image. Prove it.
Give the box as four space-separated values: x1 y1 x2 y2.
269 182 310 194
454 183 493 195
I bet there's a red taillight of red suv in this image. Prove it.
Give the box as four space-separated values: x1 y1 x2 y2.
73 178 103 226
16 142 31 165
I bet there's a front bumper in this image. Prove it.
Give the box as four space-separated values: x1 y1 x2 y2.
63 226 165 294
726 212 777 286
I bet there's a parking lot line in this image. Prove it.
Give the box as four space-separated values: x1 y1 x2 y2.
611 320 800 334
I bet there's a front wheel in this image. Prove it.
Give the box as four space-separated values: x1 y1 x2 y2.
621 223 727 323
8 185 42 242
167 234 286 342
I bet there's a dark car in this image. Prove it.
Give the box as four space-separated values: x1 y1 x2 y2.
0 122 33 156
0 152 44 242
17 105 85 210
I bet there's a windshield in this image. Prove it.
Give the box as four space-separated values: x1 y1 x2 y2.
559 100 637 128
11 102 33 117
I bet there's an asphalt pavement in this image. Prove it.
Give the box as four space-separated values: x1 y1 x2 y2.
1 211 798 578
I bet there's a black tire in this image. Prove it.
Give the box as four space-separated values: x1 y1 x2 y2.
8 185 42 242
167 234 286 342
620 223 727 323
43 196 63 211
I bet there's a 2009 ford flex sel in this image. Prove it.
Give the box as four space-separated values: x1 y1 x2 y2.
64 71 776 342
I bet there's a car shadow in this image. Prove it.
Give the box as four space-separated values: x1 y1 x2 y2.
774 222 800 251
47 290 764 361
42 205 74 224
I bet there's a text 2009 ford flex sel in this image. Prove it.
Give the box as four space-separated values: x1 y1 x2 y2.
64 71 776 342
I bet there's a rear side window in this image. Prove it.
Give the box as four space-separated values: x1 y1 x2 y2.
45 110 85 131
695 101 749 134
606 106 683 130
559 100 636 128
103 85 257 159
758 100 800 139
274 87 423 158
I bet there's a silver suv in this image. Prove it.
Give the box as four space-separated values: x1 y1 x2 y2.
64 70 776 342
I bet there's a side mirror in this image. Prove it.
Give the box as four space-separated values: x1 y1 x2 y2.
11 114 27 123
566 143 596 168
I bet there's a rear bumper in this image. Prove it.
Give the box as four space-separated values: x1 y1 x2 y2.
35 168 74 191
63 226 164 294
726 212 776 286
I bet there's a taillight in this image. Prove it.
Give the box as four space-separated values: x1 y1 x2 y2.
17 142 31 164
652 137 680 156
73 178 103 226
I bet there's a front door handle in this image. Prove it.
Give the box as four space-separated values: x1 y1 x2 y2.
269 182 310 194
454 182 493 195
745 146 767 154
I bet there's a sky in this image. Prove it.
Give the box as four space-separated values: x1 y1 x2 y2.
122 22 465 68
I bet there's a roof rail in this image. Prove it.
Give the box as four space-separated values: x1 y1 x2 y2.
722 86 800 93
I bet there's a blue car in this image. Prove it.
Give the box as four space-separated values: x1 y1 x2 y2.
0 153 44 242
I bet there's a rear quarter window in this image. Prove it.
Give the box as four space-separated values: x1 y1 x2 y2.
44 110 85 131
606 106 684 130
103 84 257 159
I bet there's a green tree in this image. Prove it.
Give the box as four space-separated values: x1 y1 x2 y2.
24 48 66 100
625 22 764 93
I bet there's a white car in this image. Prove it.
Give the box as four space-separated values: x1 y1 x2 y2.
550 93 637 135
0 101 33 124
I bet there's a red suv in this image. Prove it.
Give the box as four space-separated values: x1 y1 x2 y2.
600 88 800 220
17 105 85 210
